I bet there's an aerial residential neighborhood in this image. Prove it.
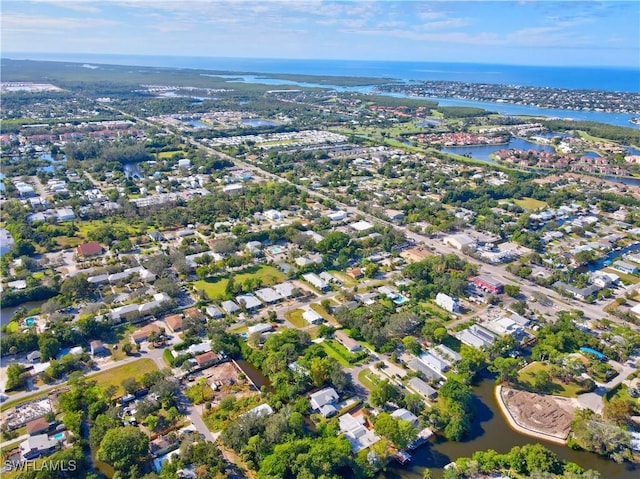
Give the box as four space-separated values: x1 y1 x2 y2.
1 30 640 479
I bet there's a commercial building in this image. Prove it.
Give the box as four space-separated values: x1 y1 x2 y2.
473 275 504 294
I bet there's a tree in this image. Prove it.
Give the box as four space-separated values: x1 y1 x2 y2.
504 284 520 297
6 363 27 390
373 412 417 450
38 335 61 361
489 357 521 384
122 378 140 395
533 369 552 392
97 426 150 474
370 380 401 407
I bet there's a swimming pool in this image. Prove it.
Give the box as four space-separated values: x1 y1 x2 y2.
25 317 36 327
51 432 65 441
269 246 282 254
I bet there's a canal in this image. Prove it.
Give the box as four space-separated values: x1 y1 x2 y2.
1 300 47 327
440 137 555 164
381 377 638 479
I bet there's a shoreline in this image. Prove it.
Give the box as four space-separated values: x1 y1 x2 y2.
494 384 568 446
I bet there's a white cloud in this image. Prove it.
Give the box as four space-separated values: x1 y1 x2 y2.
2 13 119 33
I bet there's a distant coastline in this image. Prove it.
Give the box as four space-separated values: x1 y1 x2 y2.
3 52 639 93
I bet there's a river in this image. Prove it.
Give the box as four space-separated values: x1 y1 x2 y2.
381 377 638 479
440 137 555 163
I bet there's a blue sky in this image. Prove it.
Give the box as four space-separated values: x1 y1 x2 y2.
1 1 638 67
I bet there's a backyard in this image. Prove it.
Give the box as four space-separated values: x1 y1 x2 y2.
193 265 285 300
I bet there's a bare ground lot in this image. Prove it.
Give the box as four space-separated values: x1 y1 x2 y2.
501 387 577 440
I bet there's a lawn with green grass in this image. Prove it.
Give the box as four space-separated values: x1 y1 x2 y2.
309 303 338 325
157 150 184 159
514 197 548 211
284 309 307 328
91 358 157 395
357 369 378 391
193 265 285 300
320 339 367 367
517 361 591 398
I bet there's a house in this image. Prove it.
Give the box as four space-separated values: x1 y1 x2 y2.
222 183 243 195
20 434 61 460
473 275 504 294
242 403 274 418
407 377 437 400
407 359 445 381
164 314 184 333
255 287 282 304
418 351 449 374
131 323 162 343
89 340 108 356
27 351 42 363
391 408 419 427
346 267 363 279
339 413 381 453
236 294 262 310
56 208 75 222
553 281 601 301
302 273 329 292
194 351 219 367
302 309 324 324
148 231 164 242
26 417 52 436
0 229 15 256
205 305 224 319
309 387 339 417
435 293 460 313
455 324 496 349
220 300 240 315
433 344 462 363
327 210 348 222
334 330 362 352
485 316 523 337
385 209 405 221
613 261 638 275
76 241 103 257
274 282 296 298
187 341 212 356
247 323 273 335
349 220 374 232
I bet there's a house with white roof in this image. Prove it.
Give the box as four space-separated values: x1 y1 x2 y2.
302 309 324 324
339 413 381 453
309 387 339 417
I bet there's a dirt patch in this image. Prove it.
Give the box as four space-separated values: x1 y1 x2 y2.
201 362 253 401
502 387 576 440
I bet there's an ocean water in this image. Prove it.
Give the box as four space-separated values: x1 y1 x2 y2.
5 53 640 93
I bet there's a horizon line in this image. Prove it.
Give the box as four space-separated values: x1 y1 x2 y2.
2 51 638 71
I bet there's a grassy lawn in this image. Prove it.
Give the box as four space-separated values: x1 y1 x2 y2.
193 265 285 300
329 270 358 287
358 369 378 391
603 268 640 285
320 339 366 367
55 236 84 247
514 197 548 210
91 358 157 395
517 361 589 398
5 322 21 333
75 220 141 241
309 303 338 325
157 150 183 159
284 309 307 328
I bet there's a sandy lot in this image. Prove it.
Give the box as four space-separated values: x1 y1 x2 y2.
502 387 577 440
